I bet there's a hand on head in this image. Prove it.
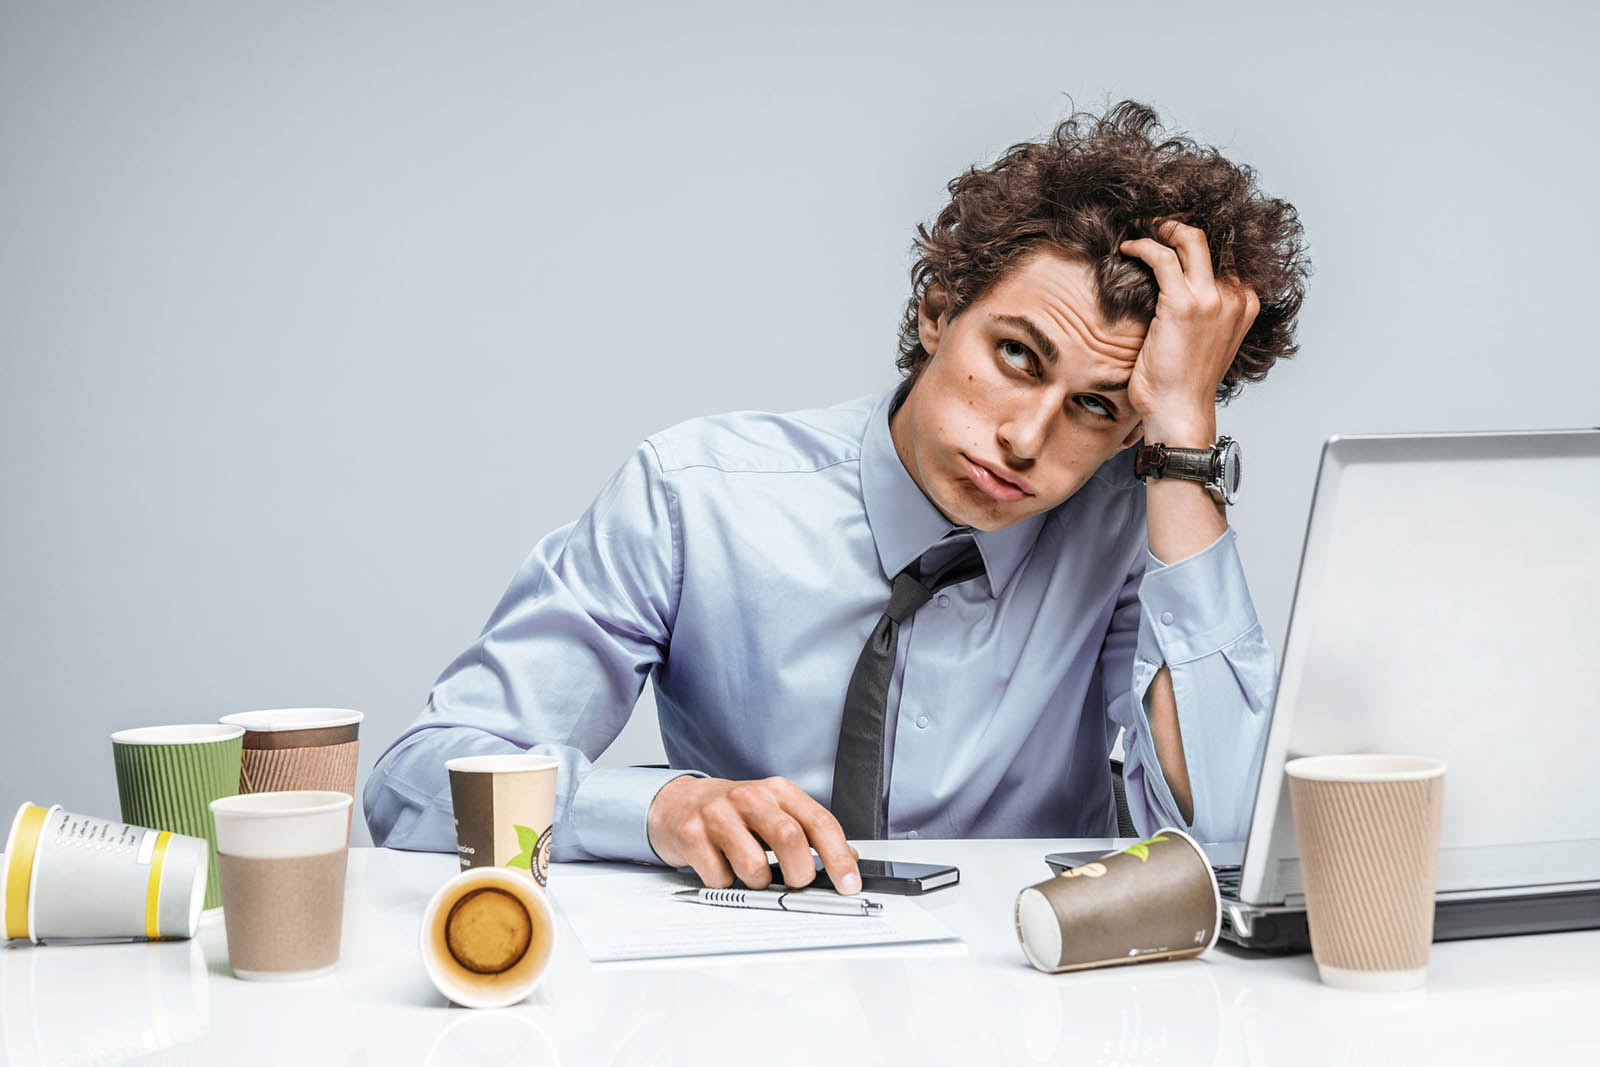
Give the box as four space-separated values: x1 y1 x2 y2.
647 775 863 894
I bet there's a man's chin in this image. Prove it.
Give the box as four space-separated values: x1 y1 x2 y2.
933 481 1040 531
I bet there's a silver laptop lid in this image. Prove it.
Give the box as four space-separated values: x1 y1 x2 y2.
1239 429 1600 906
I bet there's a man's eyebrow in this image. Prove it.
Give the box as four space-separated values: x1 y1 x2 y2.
989 313 1129 393
989 313 1059 365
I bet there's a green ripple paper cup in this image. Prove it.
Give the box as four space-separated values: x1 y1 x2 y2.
112 724 244 910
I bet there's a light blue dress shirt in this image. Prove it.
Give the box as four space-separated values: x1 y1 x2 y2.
364 386 1276 861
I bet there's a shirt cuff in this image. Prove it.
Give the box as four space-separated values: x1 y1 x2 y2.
1138 527 1260 665
569 765 706 865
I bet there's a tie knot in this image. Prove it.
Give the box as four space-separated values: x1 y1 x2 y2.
884 542 986 622
884 570 934 622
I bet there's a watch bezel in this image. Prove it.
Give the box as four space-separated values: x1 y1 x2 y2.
1208 436 1241 505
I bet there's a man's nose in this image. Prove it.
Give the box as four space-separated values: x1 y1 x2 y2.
996 396 1055 462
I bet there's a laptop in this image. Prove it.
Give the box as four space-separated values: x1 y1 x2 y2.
1049 428 1600 952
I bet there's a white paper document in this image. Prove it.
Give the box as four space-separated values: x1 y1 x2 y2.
551 873 962 962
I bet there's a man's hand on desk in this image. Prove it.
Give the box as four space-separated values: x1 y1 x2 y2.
647 775 863 894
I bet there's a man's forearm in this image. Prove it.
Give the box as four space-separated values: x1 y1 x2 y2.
1145 665 1193 825
1141 412 1228 565
1139 411 1227 819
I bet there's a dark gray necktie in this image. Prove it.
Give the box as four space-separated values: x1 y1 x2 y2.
831 542 987 839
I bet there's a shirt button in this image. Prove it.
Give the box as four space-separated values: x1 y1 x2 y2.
1160 611 1174 625
916 715 929 729
937 594 950 608
906 830 919 839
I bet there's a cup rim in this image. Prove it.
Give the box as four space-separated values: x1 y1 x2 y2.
1284 753 1447 782
3 803 61 943
111 723 245 746
418 866 554 1009
444 754 560 775
209 790 353 818
220 708 364 731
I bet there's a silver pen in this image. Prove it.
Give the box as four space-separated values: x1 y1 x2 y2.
673 886 884 917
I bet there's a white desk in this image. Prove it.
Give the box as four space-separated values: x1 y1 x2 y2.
3 839 1596 1066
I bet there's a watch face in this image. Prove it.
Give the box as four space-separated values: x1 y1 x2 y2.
1222 440 1242 499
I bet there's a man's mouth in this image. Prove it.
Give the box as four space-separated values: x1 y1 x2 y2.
961 454 1033 502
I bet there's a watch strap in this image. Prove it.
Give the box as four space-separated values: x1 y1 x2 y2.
1135 443 1216 484
1163 447 1215 482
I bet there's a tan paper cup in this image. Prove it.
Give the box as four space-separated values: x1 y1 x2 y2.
3 803 207 943
209 790 352 981
446 755 558 887
1015 827 1220 973
220 707 363 798
419 866 556 1009
1286 753 1446 992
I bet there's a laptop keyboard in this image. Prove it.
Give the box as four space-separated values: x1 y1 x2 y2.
1213 864 1241 896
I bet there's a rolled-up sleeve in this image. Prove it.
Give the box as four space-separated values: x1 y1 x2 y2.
363 441 705 864
1102 526 1276 842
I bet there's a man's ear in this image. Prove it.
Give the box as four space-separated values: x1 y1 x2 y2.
1120 419 1144 450
917 284 951 356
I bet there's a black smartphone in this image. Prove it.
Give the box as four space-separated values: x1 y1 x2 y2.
768 855 959 895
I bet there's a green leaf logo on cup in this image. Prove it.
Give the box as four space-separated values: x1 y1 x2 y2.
507 825 539 871
1121 834 1171 863
446 755 559 888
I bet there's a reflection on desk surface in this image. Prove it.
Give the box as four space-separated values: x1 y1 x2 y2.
1 845 1597 1067
1 936 209 1066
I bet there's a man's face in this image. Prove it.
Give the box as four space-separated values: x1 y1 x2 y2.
890 247 1149 531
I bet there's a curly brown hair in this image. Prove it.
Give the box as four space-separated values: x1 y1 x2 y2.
896 98 1311 403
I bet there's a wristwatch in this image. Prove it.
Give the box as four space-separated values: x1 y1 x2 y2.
1133 435 1242 505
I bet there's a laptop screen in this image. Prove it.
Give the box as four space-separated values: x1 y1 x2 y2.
1239 430 1600 905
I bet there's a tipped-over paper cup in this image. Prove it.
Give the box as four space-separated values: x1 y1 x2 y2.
1015 827 1220 974
3 803 207 943
112 723 244 910
220 707 362 799
420 866 556 1009
210 790 352 981
1286 753 1446 992
446 754 558 887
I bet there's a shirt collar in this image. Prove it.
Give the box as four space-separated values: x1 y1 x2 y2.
859 385 1048 598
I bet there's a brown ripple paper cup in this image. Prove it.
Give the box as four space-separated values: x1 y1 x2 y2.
1286 754 1446 992
220 709 361 794
446 755 558 887
1015 827 1220 973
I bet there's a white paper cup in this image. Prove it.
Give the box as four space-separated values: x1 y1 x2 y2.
419 866 556 1009
210 790 352 981
2 803 207 943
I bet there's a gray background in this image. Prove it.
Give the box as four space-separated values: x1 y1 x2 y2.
3 1 1595 846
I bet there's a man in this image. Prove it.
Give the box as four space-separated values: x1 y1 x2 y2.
364 100 1310 896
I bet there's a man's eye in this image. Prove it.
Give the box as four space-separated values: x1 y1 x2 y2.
999 341 1034 373
1075 395 1116 419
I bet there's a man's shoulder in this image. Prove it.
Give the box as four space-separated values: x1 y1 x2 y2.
646 390 885 477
